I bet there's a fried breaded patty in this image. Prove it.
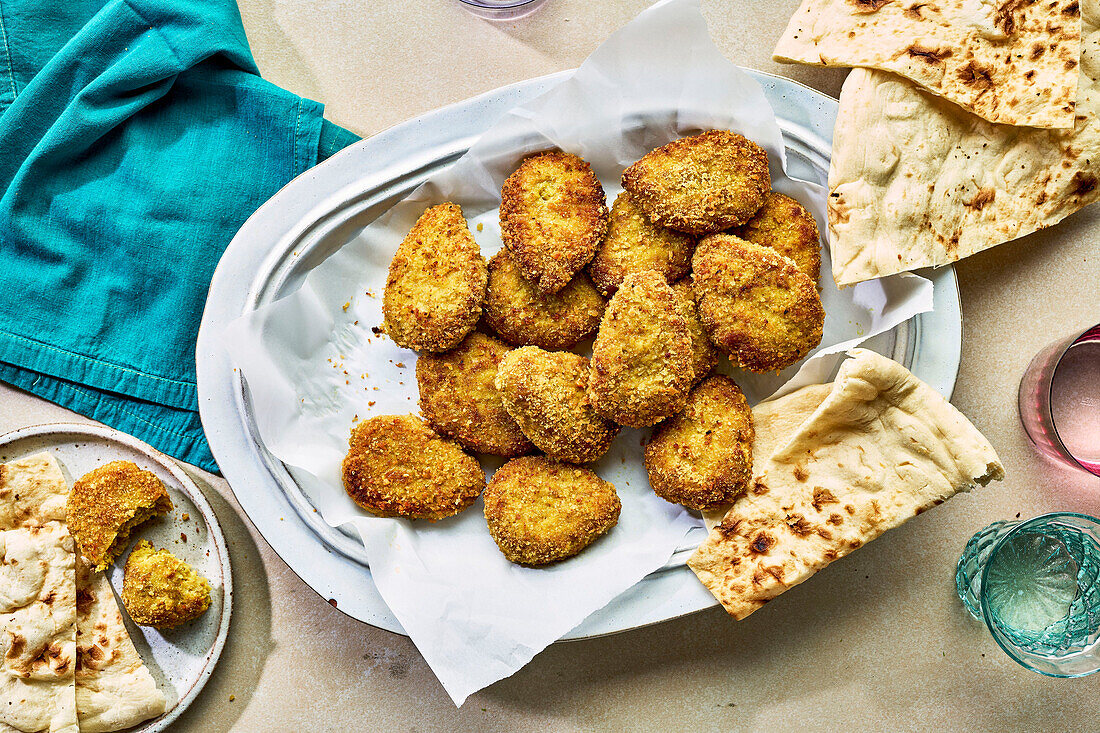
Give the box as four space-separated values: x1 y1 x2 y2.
382 203 487 352
587 270 694 427
482 249 605 349
121 541 212 628
644 376 754 511
736 191 821 282
483 456 620 566
621 130 770 235
341 415 485 521
692 235 825 373
416 332 532 457
495 347 619 464
499 151 609 294
67 461 173 571
670 278 719 386
586 191 695 297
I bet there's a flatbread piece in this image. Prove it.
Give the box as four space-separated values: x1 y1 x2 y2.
829 0 1100 285
774 0 1082 128
75 561 166 733
688 349 1004 620
0 454 78 733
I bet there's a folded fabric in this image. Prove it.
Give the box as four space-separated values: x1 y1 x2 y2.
0 0 359 471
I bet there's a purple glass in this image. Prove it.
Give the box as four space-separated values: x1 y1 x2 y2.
1019 323 1100 476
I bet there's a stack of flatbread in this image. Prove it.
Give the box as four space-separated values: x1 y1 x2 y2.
689 349 1004 619
773 0 1100 286
0 453 165 733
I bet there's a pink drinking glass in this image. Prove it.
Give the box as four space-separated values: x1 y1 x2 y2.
1019 323 1100 476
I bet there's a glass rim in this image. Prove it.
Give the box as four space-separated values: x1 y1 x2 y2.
456 0 544 9
1045 323 1100 476
978 511 1100 678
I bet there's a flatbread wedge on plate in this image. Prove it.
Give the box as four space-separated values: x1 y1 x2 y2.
688 349 1004 620
0 453 78 733
829 0 1100 286
75 561 166 733
773 0 1082 129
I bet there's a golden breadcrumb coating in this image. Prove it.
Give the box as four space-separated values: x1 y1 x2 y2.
499 151 609 294
621 130 770 235
382 203 487 352
482 249 605 349
644 376 754 511
587 191 695 297
121 540 212 628
692 234 825 373
587 270 694 428
495 347 619 464
341 415 485 521
416 332 532 457
483 456 620 566
670 277 719 386
67 461 173 571
735 191 821 283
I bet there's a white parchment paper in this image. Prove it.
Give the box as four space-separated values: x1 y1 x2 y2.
223 0 934 705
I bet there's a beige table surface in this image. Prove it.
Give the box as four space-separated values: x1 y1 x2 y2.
3 0 1099 730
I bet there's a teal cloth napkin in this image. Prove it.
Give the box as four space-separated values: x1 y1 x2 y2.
0 0 359 472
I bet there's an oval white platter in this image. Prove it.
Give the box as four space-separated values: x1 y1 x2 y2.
196 69 961 640
0 422 232 732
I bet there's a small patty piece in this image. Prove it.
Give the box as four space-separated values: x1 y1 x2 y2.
416 332 532 457
67 461 173 571
341 415 485 521
622 130 770 235
736 191 821 282
671 278 719 386
587 191 695 297
483 457 620 566
644 376 754 511
382 203 487 352
499 151 609 294
482 249 605 349
588 270 694 427
692 234 825 373
121 540 212 628
495 347 619 464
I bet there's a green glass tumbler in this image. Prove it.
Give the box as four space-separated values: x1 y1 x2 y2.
956 513 1100 677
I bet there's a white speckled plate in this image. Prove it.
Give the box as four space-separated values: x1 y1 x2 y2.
0 422 232 733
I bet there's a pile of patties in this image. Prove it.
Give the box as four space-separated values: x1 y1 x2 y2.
342 130 826 567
